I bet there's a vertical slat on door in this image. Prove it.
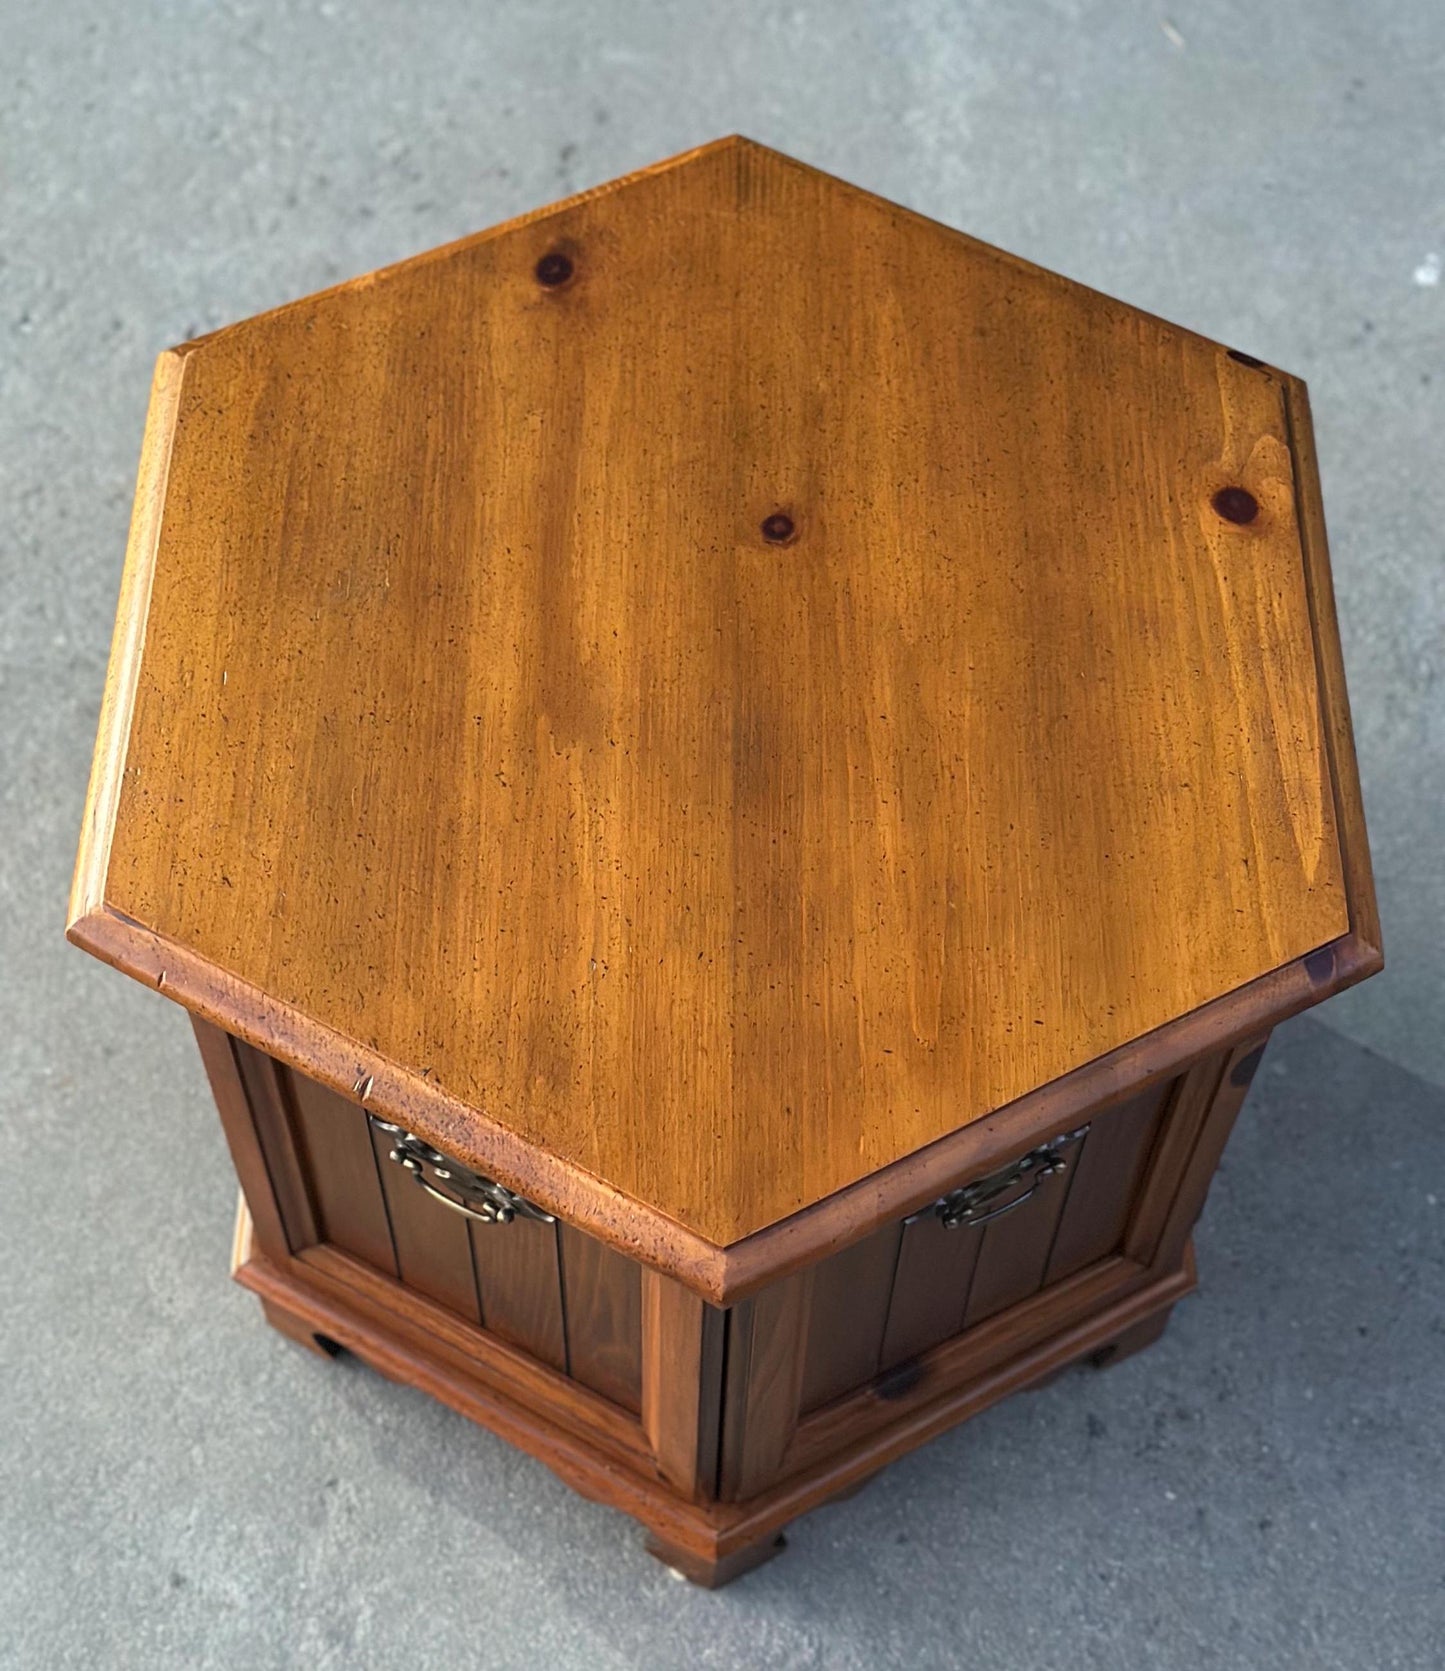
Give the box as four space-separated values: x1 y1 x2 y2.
879 1209 985 1371
961 1157 1074 1328
283 1068 395 1275
1045 1084 1169 1284
367 1121 482 1323
559 1225 643 1412
799 1221 904 1412
469 1217 567 1372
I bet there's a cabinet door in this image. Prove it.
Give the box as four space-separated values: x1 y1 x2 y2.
882 1081 1166 1376
717 1046 1268 1502
794 1081 1170 1417
209 1030 641 1412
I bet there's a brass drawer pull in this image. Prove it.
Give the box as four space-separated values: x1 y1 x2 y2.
934 1126 1088 1231
368 1116 556 1226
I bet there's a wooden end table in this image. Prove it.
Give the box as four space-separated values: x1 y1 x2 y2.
70 137 1380 1586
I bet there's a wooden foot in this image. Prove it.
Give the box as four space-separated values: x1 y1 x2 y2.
644 1530 788 1588
1089 1304 1171 1369
260 1296 341 1358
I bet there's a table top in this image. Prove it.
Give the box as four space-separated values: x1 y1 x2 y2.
71 138 1376 1273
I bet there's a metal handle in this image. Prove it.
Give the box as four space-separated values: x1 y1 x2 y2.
368 1116 555 1227
407 1172 536 1226
941 1171 1052 1231
934 1125 1088 1231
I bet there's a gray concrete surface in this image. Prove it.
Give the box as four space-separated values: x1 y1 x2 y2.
3 1 1442 1666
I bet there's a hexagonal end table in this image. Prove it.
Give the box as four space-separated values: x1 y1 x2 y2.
70 137 1380 1585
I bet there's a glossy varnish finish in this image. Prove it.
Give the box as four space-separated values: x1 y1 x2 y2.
70 137 1367 1260
76 142 1381 1584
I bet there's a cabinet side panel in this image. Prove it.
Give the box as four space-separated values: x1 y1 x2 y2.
1045 1084 1169 1284
470 1217 567 1373
1125 1054 1228 1262
280 1068 396 1275
367 1120 481 1322
559 1225 643 1413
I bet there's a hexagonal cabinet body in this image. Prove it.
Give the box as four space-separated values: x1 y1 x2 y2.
70 139 1379 1585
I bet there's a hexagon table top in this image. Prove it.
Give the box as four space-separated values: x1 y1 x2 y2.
71 138 1371 1261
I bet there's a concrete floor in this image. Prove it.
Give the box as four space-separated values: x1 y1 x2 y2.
3 2 1442 1666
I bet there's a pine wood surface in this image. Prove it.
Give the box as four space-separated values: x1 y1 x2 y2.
72 137 1373 1257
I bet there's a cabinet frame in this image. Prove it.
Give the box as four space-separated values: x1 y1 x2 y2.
198 1014 1265 1585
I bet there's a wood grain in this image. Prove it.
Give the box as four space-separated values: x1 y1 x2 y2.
640 1271 726 1500
193 1016 291 1259
798 1221 902 1412
366 1117 480 1320
1124 1056 1229 1262
1044 1084 1167 1283
68 348 186 928
231 1041 319 1252
775 1251 1192 1489
86 918 1377 1302
559 1223 643 1411
719 1271 814 1501
960 1153 1074 1327
73 136 1373 1258
470 1216 567 1373
1280 376 1382 959
287 1241 654 1470
877 1208 983 1371
1148 1036 1270 1270
876 1086 1166 1370
281 1069 396 1277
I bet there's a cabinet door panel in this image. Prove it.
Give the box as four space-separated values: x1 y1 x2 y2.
1045 1085 1166 1284
368 1120 482 1323
870 1080 1175 1374
960 1158 1074 1328
799 1221 903 1413
284 1067 395 1274
559 1225 643 1412
471 1217 567 1373
878 1209 983 1372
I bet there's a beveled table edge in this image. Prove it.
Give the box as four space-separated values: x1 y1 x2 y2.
67 903 1379 1304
